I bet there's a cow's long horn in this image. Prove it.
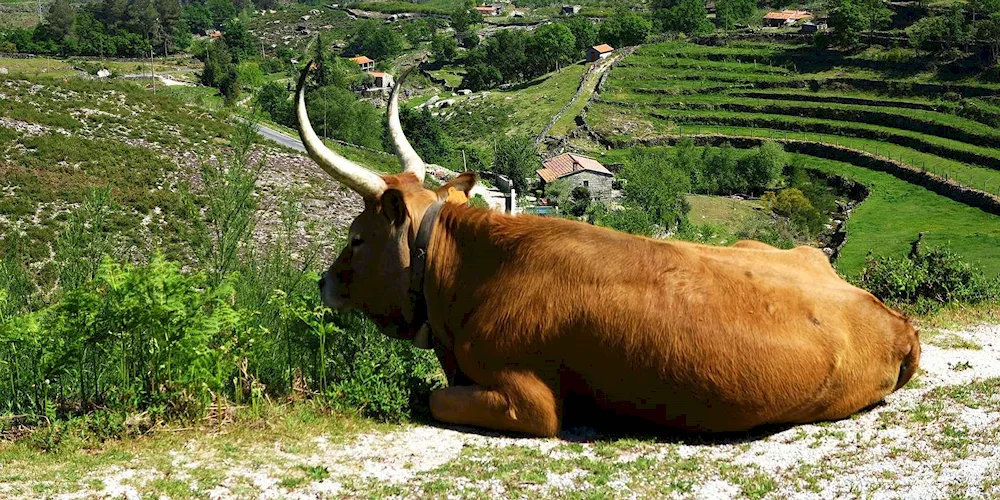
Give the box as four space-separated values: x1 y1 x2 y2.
387 65 425 182
296 62 387 199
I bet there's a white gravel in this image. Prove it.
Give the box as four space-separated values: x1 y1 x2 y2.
17 323 1000 499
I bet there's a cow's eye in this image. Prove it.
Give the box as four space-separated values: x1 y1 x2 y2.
351 235 363 247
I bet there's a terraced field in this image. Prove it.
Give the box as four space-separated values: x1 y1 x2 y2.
588 41 1000 277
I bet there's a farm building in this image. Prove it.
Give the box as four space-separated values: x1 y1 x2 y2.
763 10 812 27
366 71 394 90
537 153 615 201
349 55 374 71
799 21 828 33
475 5 503 16
587 44 615 62
562 5 581 15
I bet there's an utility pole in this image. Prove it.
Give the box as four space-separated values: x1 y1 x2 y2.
150 46 155 94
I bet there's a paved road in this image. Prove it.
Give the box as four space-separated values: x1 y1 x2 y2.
256 123 306 153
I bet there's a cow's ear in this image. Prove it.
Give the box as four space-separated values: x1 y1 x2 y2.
380 188 408 226
436 172 477 202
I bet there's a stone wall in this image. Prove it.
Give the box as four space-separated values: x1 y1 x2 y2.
596 132 1000 217
557 171 614 201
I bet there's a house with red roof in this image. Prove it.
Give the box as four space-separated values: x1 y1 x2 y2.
763 10 812 27
537 153 615 200
349 55 374 71
587 44 615 62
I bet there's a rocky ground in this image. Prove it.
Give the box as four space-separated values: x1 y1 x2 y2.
1 323 997 499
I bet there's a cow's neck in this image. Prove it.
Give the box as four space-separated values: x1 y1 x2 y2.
422 204 508 347
407 200 446 349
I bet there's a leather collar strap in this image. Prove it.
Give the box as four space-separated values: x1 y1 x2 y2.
408 200 444 349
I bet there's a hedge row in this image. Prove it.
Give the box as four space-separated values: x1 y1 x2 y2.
596 132 1000 217
728 91 943 112
642 109 1000 171
654 101 1000 150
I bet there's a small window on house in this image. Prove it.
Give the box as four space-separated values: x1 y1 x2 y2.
583 180 589 187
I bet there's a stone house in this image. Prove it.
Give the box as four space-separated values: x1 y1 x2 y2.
763 10 812 27
587 44 614 62
366 71 394 90
475 5 503 16
561 5 581 15
537 153 615 201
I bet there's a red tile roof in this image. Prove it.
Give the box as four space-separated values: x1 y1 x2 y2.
349 56 374 65
763 10 812 20
591 44 614 53
367 71 389 77
537 153 612 183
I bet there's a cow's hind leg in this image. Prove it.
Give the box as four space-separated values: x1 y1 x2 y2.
429 372 560 437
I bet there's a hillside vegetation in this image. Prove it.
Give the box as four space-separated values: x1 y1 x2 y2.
588 40 1000 277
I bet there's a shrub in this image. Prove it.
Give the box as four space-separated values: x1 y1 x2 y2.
591 203 655 236
761 188 827 237
469 194 490 209
858 240 1000 311
569 186 591 216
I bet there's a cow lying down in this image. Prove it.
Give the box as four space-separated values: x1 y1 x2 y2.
295 65 921 438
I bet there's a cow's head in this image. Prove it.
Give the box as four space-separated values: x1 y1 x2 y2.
295 63 476 340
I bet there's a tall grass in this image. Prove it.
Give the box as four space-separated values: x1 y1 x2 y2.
0 116 441 443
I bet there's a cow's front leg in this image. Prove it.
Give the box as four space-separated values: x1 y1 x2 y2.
429 372 561 437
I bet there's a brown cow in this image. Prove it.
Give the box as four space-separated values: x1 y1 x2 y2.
296 66 920 437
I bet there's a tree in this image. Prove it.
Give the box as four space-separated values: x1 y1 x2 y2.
403 19 432 44
715 0 756 30
183 3 213 35
617 10 653 45
738 141 786 195
461 63 502 90
967 0 1000 21
44 0 76 44
907 7 969 55
305 86 383 150
491 135 539 194
155 0 183 53
484 30 528 82
600 10 654 46
347 20 404 61
652 0 712 35
761 188 825 236
255 81 292 125
206 0 237 28
620 148 691 228
561 15 597 53
431 34 457 63
399 107 451 165
568 186 591 216
451 5 483 32
223 17 255 63
828 0 891 48
974 16 1000 65
593 203 655 236
528 23 577 73
701 144 742 194
201 38 233 87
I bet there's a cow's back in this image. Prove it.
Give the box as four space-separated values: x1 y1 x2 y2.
433 211 918 432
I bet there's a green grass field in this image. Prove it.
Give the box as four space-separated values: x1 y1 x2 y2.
589 40 1000 277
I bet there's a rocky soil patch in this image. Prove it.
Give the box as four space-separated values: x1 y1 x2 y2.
2 323 995 499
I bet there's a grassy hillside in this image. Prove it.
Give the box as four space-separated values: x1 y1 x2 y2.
589 40 1000 277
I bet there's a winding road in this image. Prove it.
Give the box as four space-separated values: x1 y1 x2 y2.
255 122 306 153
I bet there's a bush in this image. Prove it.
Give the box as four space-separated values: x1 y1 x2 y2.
761 188 827 237
568 186 591 216
858 240 1000 311
591 203 655 236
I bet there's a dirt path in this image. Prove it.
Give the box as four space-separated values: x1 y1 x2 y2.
2 324 998 499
